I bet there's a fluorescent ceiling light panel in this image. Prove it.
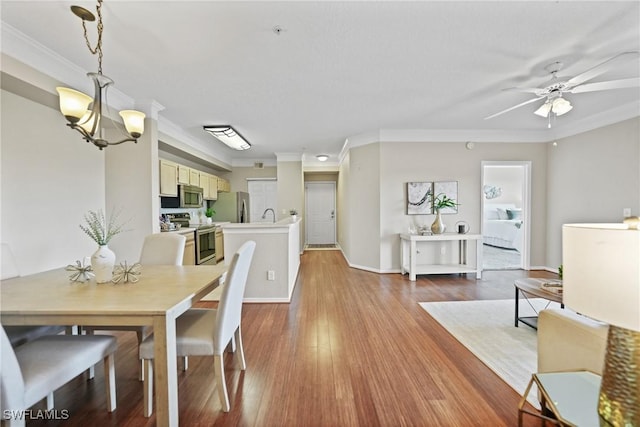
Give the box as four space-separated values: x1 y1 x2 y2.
203 125 251 150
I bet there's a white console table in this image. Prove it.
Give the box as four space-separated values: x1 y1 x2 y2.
400 233 482 281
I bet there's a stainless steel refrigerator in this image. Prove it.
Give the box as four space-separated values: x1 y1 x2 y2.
213 191 250 223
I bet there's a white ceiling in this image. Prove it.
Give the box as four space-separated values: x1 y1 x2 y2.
2 1 639 165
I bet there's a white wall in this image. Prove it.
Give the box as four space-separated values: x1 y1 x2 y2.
483 165 524 207
1 89 105 275
546 117 640 269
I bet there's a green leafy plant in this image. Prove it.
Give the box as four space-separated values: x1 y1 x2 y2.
432 193 458 211
558 264 563 279
205 208 215 218
290 209 298 215
79 209 127 246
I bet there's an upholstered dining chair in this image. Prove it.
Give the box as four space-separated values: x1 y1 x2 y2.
84 233 186 380
139 240 256 415
0 325 118 426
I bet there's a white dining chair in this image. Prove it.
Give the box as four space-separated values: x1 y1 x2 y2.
84 233 186 380
0 325 118 427
139 240 255 415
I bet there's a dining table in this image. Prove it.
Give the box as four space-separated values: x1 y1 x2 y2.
0 263 227 427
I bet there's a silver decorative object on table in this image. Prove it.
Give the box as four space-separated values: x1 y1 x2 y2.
66 260 94 282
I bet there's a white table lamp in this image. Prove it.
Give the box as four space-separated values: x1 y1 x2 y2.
562 223 640 426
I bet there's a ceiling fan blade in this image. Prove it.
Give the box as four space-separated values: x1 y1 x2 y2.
567 51 640 87
484 96 545 120
569 77 640 94
502 87 543 95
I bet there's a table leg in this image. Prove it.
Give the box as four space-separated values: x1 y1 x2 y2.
153 315 179 427
515 286 519 327
409 240 417 281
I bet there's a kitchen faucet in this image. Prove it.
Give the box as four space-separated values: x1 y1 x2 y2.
261 208 276 223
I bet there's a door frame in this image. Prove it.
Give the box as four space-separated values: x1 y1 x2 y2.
304 181 337 245
481 161 531 270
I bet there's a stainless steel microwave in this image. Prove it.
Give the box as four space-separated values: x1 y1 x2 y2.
160 185 203 208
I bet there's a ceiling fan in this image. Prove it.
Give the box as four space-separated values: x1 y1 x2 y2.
485 51 640 125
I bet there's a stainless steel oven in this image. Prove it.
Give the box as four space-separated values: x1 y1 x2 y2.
196 225 216 264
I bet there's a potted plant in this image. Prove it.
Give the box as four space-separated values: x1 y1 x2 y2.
205 207 215 224
79 209 127 283
431 193 458 234
290 209 298 221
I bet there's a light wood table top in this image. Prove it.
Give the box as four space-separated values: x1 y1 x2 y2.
1 263 227 427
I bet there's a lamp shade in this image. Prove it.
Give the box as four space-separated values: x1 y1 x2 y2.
119 110 146 138
534 101 552 117
551 97 573 116
56 87 93 123
562 223 640 332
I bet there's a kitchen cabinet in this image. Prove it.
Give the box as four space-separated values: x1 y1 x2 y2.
179 229 196 265
189 169 200 186
215 227 224 262
217 178 230 192
208 175 218 200
200 172 218 200
177 165 190 185
159 160 178 196
199 172 210 198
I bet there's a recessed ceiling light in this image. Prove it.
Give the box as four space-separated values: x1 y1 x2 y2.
316 154 329 162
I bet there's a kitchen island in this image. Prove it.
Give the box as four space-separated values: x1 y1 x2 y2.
221 217 301 303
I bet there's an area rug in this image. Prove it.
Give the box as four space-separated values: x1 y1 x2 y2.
419 298 562 408
482 244 521 270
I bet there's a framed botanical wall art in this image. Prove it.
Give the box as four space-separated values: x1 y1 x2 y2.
433 181 458 214
406 182 433 215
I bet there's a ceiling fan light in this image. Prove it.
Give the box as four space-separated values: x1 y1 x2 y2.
552 97 573 116
534 101 552 117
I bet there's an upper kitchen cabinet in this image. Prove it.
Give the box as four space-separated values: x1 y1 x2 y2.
217 178 231 192
189 169 200 186
159 160 178 196
177 165 190 185
200 172 218 200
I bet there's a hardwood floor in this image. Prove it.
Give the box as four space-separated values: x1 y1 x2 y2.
28 250 554 426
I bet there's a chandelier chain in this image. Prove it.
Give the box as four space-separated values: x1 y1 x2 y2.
80 0 104 74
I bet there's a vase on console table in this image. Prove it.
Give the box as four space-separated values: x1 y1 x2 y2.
91 245 116 283
431 209 446 234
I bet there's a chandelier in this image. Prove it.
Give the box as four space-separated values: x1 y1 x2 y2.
56 0 145 150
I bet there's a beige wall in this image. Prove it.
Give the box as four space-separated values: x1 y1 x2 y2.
226 166 277 193
379 141 547 271
304 172 338 182
337 151 351 257
546 117 640 268
340 144 381 270
277 161 304 250
1 89 106 274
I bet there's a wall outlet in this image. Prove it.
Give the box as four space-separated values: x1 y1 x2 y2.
623 208 632 217
267 270 275 281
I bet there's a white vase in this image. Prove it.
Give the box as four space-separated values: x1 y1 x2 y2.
431 209 446 234
91 245 116 283
291 215 297 222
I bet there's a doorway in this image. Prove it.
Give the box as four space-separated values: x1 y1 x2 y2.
305 182 336 246
481 162 531 270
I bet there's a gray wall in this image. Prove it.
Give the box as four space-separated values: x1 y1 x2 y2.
546 117 640 269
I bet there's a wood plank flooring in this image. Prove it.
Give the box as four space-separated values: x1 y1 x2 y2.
27 250 554 426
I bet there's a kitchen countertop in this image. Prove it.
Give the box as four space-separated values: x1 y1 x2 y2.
161 227 196 234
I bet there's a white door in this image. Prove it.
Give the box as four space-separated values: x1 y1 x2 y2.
248 180 277 223
305 182 336 245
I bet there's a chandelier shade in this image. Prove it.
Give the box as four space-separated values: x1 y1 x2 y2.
534 96 573 118
56 1 145 150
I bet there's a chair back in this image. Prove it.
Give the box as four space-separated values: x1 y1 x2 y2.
214 241 256 354
1 243 20 280
0 326 25 412
139 233 186 265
